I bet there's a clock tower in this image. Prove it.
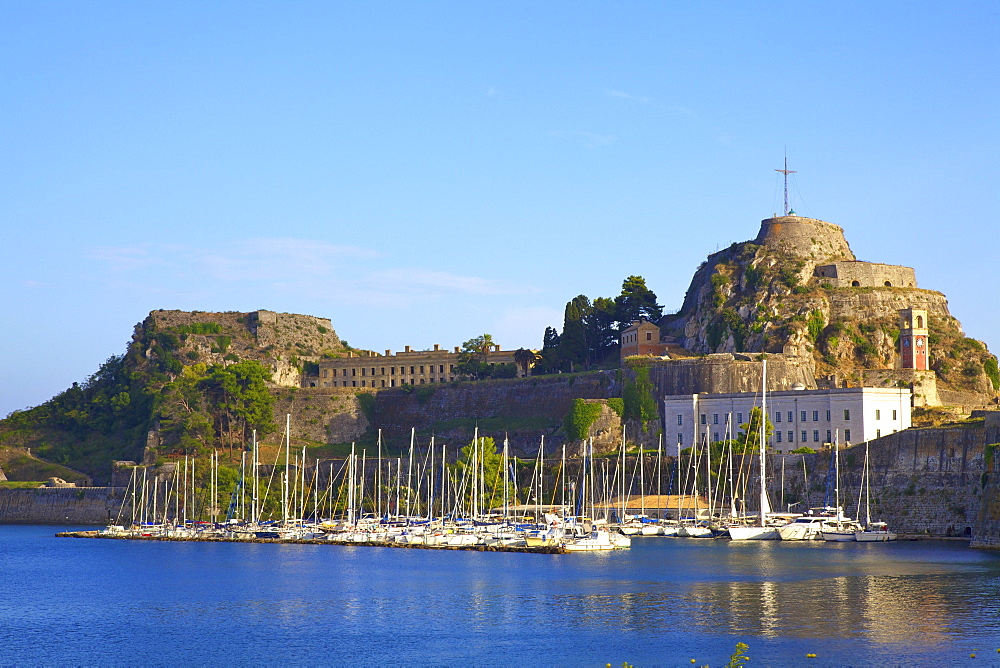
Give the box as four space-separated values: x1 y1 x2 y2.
899 307 929 371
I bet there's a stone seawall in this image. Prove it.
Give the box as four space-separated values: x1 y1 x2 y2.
774 421 988 537
970 413 1000 549
0 487 131 525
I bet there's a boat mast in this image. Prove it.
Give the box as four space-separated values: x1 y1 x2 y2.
759 358 768 527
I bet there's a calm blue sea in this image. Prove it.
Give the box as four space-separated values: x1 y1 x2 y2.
3 526 1000 666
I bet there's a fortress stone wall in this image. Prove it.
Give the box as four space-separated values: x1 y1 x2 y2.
754 215 856 263
814 261 917 288
647 353 817 397
777 419 990 537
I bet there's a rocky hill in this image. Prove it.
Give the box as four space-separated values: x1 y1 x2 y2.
141 309 347 387
660 215 998 406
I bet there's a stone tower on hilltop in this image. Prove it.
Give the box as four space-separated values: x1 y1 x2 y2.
659 210 997 410
754 214 856 264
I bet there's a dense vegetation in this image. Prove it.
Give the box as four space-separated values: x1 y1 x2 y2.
0 319 278 482
535 275 662 373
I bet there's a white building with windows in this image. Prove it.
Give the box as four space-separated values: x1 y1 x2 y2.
663 387 911 452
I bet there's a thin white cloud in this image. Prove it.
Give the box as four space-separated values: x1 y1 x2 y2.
88 238 533 307
370 268 535 296
604 88 652 104
665 104 696 117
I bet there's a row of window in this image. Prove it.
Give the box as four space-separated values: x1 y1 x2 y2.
689 408 897 426
323 364 455 378
774 429 851 443
678 429 856 446
327 377 456 388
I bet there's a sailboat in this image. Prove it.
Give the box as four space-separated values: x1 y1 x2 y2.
728 358 786 540
854 441 897 542
822 431 863 542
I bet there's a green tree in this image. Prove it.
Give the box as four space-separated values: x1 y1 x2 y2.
455 334 497 380
513 348 538 377
200 360 276 451
449 436 517 514
560 295 590 371
622 365 658 425
615 275 662 324
738 406 774 453
586 296 619 364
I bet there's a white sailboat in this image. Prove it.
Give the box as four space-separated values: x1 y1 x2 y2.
728 358 783 540
854 441 897 542
822 431 862 541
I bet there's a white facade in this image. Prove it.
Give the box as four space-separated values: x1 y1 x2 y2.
663 387 912 452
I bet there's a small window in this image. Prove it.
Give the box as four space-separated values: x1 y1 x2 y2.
677 415 683 426
892 409 897 420
844 409 851 420
646 332 652 341
713 432 719 442
876 429 881 438
812 410 819 422
775 411 782 423
410 366 415 374
801 431 808 443
361 368 366 376
776 432 782 443
788 431 794 442
737 413 743 424
677 433 683 445
813 430 820 442
420 366 424 374
439 365 445 373
391 367 396 375
845 429 852 442
351 368 356 376
827 430 832 442
713 414 719 425
800 411 807 422
787 412 793 423
826 410 831 421
700 414 707 425
875 409 881 420
371 368 375 376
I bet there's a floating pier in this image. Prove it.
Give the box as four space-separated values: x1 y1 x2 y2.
55 530 567 554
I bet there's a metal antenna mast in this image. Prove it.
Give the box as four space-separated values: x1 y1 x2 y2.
774 153 796 215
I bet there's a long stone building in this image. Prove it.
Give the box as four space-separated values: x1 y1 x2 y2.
306 343 524 388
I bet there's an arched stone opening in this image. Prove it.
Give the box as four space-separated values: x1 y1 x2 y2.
884 281 892 287
851 280 861 287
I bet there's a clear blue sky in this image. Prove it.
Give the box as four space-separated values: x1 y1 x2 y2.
2 2 998 416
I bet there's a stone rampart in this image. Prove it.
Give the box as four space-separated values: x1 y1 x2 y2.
824 288 949 322
971 413 1000 549
775 421 988 537
371 373 615 456
0 487 130 525
272 387 370 445
647 354 816 397
754 215 855 262
814 262 917 288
